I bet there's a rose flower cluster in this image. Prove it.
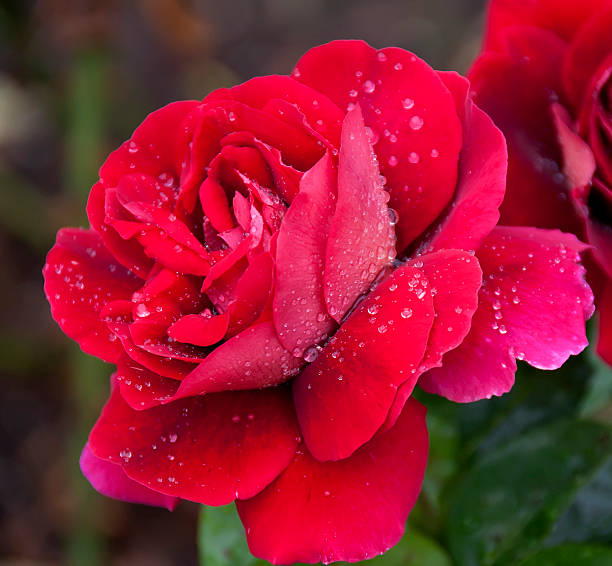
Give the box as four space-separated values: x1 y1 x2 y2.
470 0 612 365
44 40 593 564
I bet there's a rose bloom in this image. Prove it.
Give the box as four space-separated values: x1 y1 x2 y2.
44 40 593 564
470 0 612 365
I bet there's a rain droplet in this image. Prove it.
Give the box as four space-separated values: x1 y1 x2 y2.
402 98 415 110
363 80 376 94
409 115 424 130
303 347 319 363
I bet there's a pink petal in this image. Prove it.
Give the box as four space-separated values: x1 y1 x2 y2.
293 40 463 250
236 397 428 565
173 322 303 398
274 152 338 355
43 228 141 363
324 105 395 322
88 386 300 506
420 227 594 402
293 264 434 462
80 443 179 510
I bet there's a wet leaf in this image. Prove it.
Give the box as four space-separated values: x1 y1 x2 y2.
445 419 612 566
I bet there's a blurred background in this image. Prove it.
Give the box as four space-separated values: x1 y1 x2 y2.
3 1 611 566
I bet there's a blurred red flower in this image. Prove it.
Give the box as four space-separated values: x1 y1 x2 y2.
470 0 612 365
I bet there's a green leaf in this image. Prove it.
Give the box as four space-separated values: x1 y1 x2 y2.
445 419 612 566
546 457 612 546
198 504 263 566
516 544 612 566
579 344 612 418
198 504 452 566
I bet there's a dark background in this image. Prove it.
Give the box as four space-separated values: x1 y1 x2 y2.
0 1 489 564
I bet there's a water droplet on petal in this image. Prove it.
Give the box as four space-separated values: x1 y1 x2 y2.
402 98 415 110
409 115 424 130
363 80 376 94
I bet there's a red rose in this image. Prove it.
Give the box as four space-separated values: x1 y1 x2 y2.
44 40 593 564
470 0 612 365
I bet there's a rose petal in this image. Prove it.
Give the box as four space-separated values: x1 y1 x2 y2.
89 386 300 506
236 397 428 565
552 103 597 190
43 228 141 363
229 75 343 149
293 39 463 250
168 312 230 347
274 152 337 355
293 264 434 461
228 251 274 336
116 355 180 410
420 226 594 402
172 322 303 398
383 249 483 429
483 0 608 50
597 278 612 365
469 28 583 235
323 105 395 322
102 300 195 379
561 5 612 107
424 81 507 253
80 443 179 510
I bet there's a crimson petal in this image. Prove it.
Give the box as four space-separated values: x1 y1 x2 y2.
116 355 180 410
236 398 428 565
172 322 303 398
80 443 179 510
43 228 141 363
89 386 300 506
293 39 463 250
425 77 507 253
293 264 434 461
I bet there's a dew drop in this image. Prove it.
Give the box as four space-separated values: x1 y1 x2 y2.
409 115 424 130
303 347 319 363
363 80 376 94
402 98 415 110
